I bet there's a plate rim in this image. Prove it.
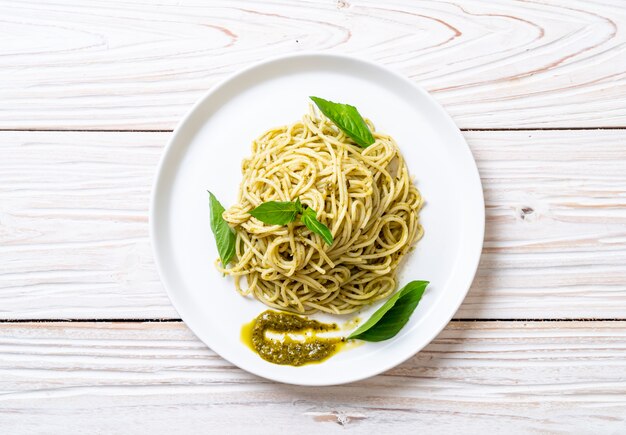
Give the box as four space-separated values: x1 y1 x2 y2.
150 52 485 386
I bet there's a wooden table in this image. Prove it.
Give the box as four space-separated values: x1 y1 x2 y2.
2 1 625 432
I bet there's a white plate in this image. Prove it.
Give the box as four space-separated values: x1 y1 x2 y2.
150 53 484 386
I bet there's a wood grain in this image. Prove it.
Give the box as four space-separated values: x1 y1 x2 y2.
0 321 624 433
1 130 624 319
0 0 625 130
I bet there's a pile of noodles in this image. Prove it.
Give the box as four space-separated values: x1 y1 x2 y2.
218 106 423 314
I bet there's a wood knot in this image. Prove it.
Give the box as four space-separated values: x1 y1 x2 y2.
310 410 366 425
337 0 350 9
520 206 534 220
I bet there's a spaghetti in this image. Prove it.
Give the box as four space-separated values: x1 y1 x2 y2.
219 106 423 314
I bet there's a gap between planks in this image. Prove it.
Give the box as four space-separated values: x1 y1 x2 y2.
0 318 624 323
1 127 626 133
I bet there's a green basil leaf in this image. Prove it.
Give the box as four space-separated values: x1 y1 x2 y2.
347 280 429 342
208 191 236 266
250 200 300 225
301 207 333 245
310 96 375 148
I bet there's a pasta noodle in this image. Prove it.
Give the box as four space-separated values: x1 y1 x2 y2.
218 106 423 314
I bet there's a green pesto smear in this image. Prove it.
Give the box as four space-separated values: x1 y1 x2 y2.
241 310 344 366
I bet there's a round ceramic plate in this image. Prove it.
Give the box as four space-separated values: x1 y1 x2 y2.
150 53 484 386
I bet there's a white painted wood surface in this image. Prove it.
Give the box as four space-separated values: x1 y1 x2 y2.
0 321 624 433
2 0 626 431
1 130 624 319
0 0 625 129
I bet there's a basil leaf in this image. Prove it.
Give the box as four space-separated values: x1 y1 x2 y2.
347 280 429 342
310 96 375 148
301 207 333 245
250 200 300 225
249 198 332 244
208 191 236 266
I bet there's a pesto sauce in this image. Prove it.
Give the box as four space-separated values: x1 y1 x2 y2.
241 310 344 366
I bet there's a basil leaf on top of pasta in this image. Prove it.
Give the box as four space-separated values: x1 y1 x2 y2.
249 200 301 225
310 96 375 148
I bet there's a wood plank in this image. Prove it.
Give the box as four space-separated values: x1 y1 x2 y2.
459 129 626 318
1 130 625 319
0 321 624 433
0 132 166 318
0 0 625 130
